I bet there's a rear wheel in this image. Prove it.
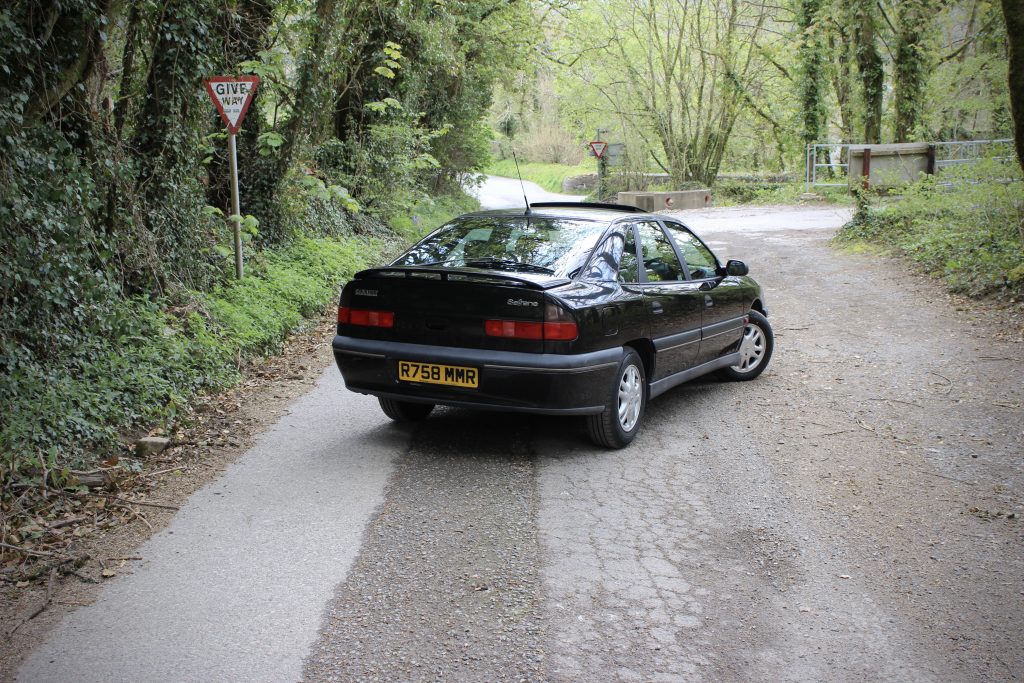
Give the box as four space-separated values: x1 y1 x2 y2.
720 310 774 381
378 398 434 422
587 348 646 448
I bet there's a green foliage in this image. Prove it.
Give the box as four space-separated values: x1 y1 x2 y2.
315 122 447 218
198 237 368 356
893 0 932 141
240 49 287 81
0 0 543 513
389 191 481 242
1 235 371 487
835 161 1024 297
798 0 827 145
714 180 853 205
483 159 592 194
257 132 286 156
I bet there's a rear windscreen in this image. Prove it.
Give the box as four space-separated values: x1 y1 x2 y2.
393 217 607 278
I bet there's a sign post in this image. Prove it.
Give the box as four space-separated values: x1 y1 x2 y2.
204 75 260 279
590 130 609 199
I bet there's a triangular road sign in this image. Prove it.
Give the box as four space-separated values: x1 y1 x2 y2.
205 76 260 134
590 141 608 158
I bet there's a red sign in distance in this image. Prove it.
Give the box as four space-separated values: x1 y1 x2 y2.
590 141 608 158
204 76 260 134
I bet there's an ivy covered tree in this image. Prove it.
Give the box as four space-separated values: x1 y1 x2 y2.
851 0 884 144
1003 0 1024 170
894 0 932 141
798 0 827 146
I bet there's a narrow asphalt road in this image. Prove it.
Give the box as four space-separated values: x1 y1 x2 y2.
470 174 585 209
20 205 1024 682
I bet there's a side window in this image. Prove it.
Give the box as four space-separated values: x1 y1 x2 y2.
620 227 639 283
586 234 624 281
636 222 684 282
584 229 640 283
664 222 718 280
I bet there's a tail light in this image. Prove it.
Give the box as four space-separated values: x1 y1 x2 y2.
485 320 544 339
485 301 578 341
338 306 394 328
542 321 578 340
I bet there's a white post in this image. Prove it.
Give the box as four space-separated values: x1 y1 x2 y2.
228 132 243 279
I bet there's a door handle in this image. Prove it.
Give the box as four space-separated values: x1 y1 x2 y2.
704 294 714 308
651 302 664 315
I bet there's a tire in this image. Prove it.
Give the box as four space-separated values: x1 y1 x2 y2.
587 348 646 448
720 310 774 381
378 398 434 422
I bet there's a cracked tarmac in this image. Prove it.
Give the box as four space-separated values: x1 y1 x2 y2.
15 206 1024 682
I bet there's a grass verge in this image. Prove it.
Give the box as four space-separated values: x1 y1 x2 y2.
483 159 592 194
833 161 1024 298
714 180 853 206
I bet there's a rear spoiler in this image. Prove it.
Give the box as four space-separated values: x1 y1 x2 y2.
355 266 572 290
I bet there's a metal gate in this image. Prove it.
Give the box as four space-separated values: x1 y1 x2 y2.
805 139 1014 191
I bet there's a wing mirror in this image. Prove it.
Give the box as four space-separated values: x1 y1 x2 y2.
725 259 749 276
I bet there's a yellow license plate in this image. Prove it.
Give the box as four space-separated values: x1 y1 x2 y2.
398 361 479 388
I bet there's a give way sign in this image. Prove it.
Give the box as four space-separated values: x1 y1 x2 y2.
589 141 608 158
204 76 260 134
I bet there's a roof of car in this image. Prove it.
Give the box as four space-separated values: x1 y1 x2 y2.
464 202 654 222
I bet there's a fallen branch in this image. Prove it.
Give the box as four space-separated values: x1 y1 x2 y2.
45 516 87 530
7 568 56 638
862 397 923 408
127 508 153 531
72 492 179 511
68 465 122 477
928 371 954 395
68 569 99 584
992 401 1021 409
0 542 68 559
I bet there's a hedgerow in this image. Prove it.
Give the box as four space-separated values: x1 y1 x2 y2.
835 160 1024 298
0 236 373 491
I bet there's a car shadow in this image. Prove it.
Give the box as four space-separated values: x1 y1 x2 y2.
353 375 741 463
398 407 583 461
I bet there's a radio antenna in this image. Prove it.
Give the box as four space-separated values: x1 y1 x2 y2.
512 149 531 215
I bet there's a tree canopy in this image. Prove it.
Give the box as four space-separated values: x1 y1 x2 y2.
495 0 1013 182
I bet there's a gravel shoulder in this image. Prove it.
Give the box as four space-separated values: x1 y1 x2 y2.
536 209 1024 681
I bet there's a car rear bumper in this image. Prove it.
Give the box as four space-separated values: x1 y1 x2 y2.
332 336 622 415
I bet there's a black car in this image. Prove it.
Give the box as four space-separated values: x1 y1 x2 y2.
332 202 773 447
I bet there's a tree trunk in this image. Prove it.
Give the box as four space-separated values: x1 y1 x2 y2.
1002 0 1024 172
853 0 884 143
20 0 126 125
894 0 931 142
798 0 826 145
134 2 213 178
828 20 856 145
131 1 217 291
207 1 275 222
274 0 339 179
